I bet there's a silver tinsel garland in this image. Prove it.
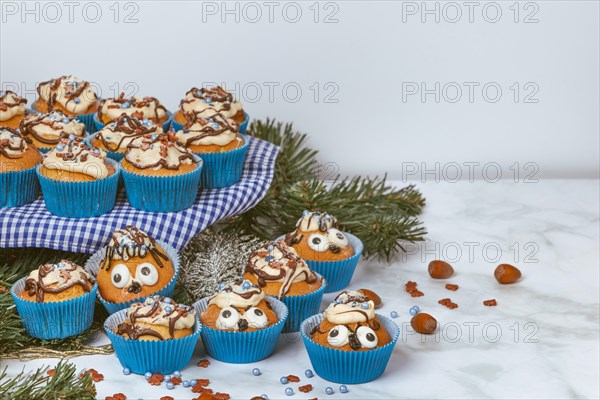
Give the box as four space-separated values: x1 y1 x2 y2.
179 228 263 301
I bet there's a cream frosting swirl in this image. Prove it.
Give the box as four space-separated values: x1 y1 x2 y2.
37 75 97 114
208 279 265 309
323 290 375 325
100 225 170 272
20 112 85 145
43 135 110 179
125 132 196 170
245 240 318 298
24 260 95 302
96 113 163 152
0 90 27 122
180 86 243 119
98 94 167 122
295 210 338 232
0 128 30 159
176 109 239 147
125 295 196 331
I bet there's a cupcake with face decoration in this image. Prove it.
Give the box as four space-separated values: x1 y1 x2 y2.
105 295 201 374
285 211 364 292
95 93 171 132
0 89 29 129
193 279 288 363
301 290 400 384
20 111 86 153
243 240 326 332
10 260 98 339
85 225 180 313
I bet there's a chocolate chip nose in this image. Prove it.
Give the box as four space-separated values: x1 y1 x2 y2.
329 244 341 254
128 281 142 293
238 319 249 332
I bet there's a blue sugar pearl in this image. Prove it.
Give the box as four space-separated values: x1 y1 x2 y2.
141 244 147 250
190 379 198 386
163 297 172 304
361 302 369 310
122 367 131 375
304 369 314 378
243 281 252 290
267 245 274 251
62 118 70 124
261 395 268 399
325 215 331 220
144 372 152 380
121 102 130 109
211 123 219 129
166 382 174 390
285 388 294 396
164 306 172 313
164 375 171 382
68 134 75 140
252 368 261 376
326 387 334 395
409 306 420 316
280 376 288 384
151 134 157 141
218 282 226 290
339 385 349 393
205 97 212 103
265 255 274 262
173 371 181 378
182 380 190 388
390 311 398 318
335 298 343 304
56 144 64 151
73 98 80 104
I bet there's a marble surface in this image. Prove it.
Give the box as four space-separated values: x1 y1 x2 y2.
3 180 599 399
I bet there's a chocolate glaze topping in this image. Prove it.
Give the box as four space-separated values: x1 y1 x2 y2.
19 112 82 145
181 86 235 111
179 110 239 147
0 90 27 112
96 113 159 152
0 128 31 159
125 132 196 170
24 260 95 302
98 92 166 122
100 226 168 272
37 76 95 111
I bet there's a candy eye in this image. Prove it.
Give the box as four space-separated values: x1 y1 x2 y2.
216 306 240 330
136 263 159 286
327 325 350 347
111 264 131 289
308 233 329 252
244 307 268 329
328 228 349 247
356 326 378 349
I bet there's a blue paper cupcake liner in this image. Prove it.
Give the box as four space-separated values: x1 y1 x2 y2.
171 112 250 135
120 158 202 212
193 135 248 189
84 133 125 161
104 309 201 375
93 112 173 134
36 158 120 218
31 102 97 134
0 164 40 208
84 240 180 314
192 296 288 363
301 313 400 384
275 273 327 333
10 277 98 340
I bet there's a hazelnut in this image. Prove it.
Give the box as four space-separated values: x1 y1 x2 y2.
494 264 521 284
411 313 437 334
428 260 454 279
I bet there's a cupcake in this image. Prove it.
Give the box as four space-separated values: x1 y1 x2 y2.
285 211 363 292
36 134 119 217
20 111 86 153
120 132 202 212
89 225 178 313
0 128 42 208
0 89 28 128
243 240 326 332
173 86 249 133
96 93 171 132
301 290 399 384
10 260 98 339
33 75 99 132
193 279 288 363
105 295 201 374
175 109 248 188
89 113 163 161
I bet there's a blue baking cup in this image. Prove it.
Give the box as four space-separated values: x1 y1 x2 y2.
84 240 180 314
193 135 248 189
104 309 201 375
171 112 249 135
274 273 327 333
93 111 173 134
0 164 40 208
36 158 120 218
10 277 98 340
301 313 400 384
84 133 125 161
120 158 202 212
193 296 288 363
277 233 363 293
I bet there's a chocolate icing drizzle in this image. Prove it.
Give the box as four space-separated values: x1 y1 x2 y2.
50 134 104 163
24 260 95 303
181 86 236 112
179 110 239 147
125 132 196 170
100 225 168 272
98 92 166 123
0 128 31 159
96 113 159 152
285 210 339 246
245 240 317 299
0 90 27 113
37 76 95 111
19 112 82 145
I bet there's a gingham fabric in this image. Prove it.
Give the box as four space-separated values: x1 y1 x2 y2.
0 137 278 253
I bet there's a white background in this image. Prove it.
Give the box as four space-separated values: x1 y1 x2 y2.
1 0 599 180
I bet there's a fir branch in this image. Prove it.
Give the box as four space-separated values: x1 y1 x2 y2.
0 360 96 400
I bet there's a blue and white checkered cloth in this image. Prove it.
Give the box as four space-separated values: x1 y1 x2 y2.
0 137 278 253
